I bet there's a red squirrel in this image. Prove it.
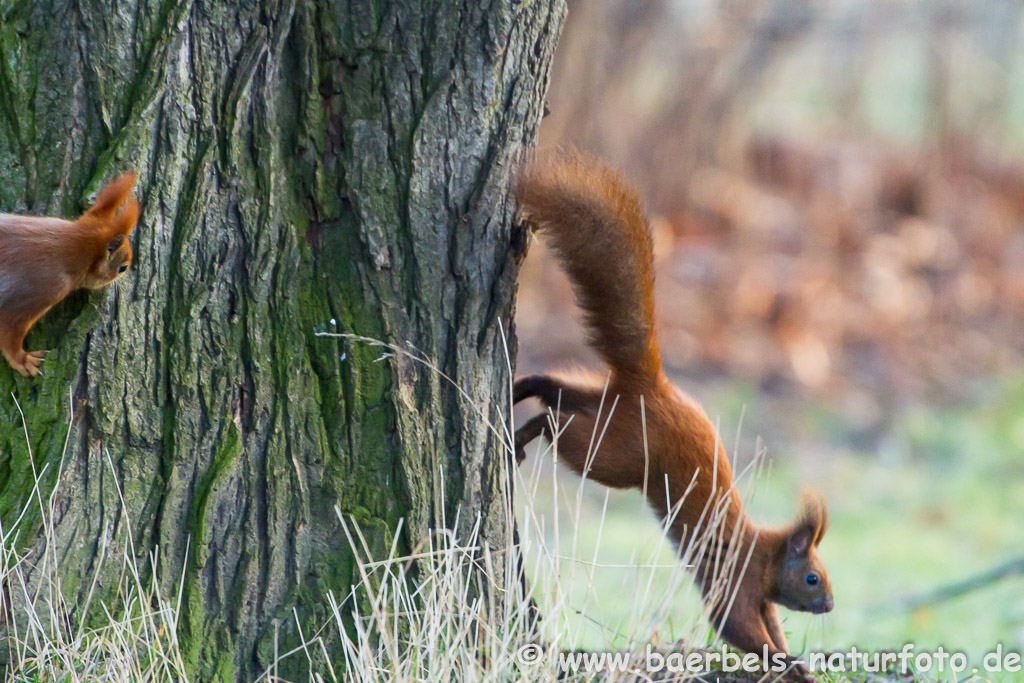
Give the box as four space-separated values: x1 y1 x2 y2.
0 172 139 377
514 153 832 682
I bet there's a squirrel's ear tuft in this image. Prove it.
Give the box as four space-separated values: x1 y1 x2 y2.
797 487 829 547
787 488 829 557
88 172 137 218
114 198 140 236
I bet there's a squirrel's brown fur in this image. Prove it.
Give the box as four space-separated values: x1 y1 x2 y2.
515 152 832 682
0 172 139 376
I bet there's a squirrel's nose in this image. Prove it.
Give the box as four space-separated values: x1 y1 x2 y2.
812 594 834 614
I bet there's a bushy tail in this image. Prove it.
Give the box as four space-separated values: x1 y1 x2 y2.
517 151 662 383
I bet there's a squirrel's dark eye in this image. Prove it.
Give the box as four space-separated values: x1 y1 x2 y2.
118 264 128 274
805 573 819 586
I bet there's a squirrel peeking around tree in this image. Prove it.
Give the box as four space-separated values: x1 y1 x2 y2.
514 152 833 683
0 172 140 377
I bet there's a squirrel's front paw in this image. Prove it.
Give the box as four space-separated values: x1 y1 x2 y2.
13 350 47 377
787 660 817 683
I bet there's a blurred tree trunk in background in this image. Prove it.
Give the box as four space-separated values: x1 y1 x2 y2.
0 1 563 680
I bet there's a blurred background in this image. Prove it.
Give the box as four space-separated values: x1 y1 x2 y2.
514 0 1024 671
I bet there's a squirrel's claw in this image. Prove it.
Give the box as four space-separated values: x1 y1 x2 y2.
16 350 47 377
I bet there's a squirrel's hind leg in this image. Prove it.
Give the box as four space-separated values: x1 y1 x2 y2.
512 371 651 489
514 413 551 464
512 372 605 465
513 372 608 410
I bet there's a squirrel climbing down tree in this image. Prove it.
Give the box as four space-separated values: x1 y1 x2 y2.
514 152 833 683
0 172 140 377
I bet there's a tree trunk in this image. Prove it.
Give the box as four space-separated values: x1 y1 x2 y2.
0 1 564 680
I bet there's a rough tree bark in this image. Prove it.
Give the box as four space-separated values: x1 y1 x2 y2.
0 1 564 680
